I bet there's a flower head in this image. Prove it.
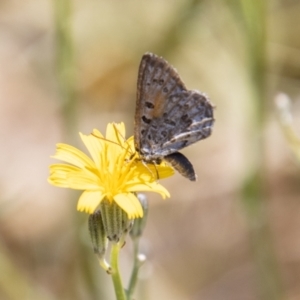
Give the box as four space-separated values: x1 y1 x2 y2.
48 123 174 219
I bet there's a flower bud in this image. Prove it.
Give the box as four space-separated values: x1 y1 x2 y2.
88 210 108 256
100 199 133 243
130 193 148 239
88 210 112 273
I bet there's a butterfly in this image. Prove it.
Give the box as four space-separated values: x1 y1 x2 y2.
134 53 214 181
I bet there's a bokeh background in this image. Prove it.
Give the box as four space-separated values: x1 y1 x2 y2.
0 1 300 299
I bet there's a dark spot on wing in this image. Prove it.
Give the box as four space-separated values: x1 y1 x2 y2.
145 102 154 109
186 119 193 127
206 108 213 118
142 116 151 124
158 62 164 69
163 87 169 93
149 59 156 67
164 119 176 126
161 130 167 137
158 79 164 85
181 114 189 122
197 103 205 111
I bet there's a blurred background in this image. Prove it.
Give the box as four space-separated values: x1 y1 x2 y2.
0 0 300 299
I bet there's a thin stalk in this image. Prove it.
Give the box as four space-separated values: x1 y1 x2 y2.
54 0 78 141
235 1 285 299
110 243 127 300
127 239 140 299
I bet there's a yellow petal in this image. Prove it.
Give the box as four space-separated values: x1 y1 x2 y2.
114 193 143 219
155 165 175 179
77 190 105 213
52 144 96 169
91 129 104 139
106 122 125 144
133 161 175 181
126 136 135 149
67 173 103 190
79 132 104 169
49 164 103 190
103 124 125 171
127 182 170 199
121 136 136 160
48 164 74 187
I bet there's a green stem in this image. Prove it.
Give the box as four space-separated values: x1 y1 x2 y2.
127 239 140 299
54 0 78 141
110 243 127 300
236 1 285 299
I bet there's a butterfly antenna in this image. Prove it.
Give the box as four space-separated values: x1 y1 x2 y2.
91 131 133 157
111 123 135 157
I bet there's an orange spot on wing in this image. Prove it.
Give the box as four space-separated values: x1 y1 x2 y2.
152 94 166 118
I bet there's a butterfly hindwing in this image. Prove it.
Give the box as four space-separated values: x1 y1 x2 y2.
148 90 214 156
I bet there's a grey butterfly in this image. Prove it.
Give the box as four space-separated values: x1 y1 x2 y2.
134 53 214 181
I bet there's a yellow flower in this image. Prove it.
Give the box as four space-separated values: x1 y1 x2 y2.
48 123 174 219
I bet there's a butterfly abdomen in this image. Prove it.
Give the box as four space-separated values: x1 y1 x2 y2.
164 152 196 181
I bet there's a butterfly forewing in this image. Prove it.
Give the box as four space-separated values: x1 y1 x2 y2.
135 53 186 154
134 52 214 180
